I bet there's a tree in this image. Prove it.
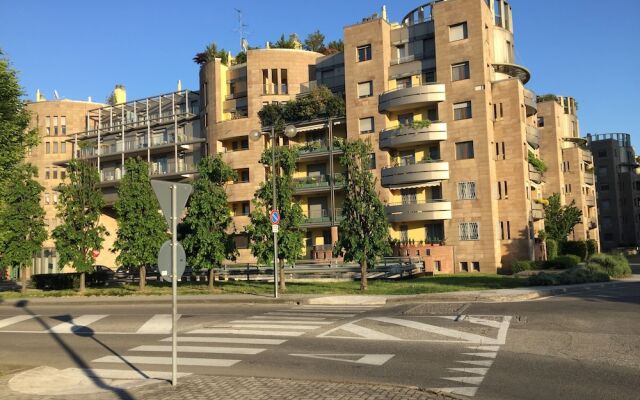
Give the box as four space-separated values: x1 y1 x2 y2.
324 39 344 55
0 164 47 293
0 49 39 183
272 33 302 49
52 160 106 292
543 193 582 242
112 158 167 291
258 86 345 129
193 42 229 65
246 146 304 291
333 140 390 291
182 156 238 290
304 30 326 52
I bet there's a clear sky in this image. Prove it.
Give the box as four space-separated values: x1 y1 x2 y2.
1 0 639 146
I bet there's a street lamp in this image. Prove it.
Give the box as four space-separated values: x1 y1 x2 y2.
249 124 297 298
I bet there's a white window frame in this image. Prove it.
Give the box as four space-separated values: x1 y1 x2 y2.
457 182 477 200
459 222 479 240
357 81 373 98
359 117 374 134
449 22 468 42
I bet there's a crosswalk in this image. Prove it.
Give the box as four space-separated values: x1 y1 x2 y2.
85 305 379 381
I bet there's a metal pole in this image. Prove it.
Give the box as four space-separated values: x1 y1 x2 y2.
171 184 178 386
272 127 278 299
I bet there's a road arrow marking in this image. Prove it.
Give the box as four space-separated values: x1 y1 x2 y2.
443 376 485 385
434 387 479 397
290 353 394 366
318 321 400 340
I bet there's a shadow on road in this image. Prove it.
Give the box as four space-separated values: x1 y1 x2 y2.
14 300 137 400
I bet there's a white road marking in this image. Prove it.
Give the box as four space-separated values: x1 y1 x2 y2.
434 387 479 397
462 352 497 359
78 368 191 380
136 314 179 334
266 312 356 318
448 367 488 375
0 315 34 329
290 353 394 366
277 309 362 314
93 355 240 367
225 324 321 330
247 316 330 321
188 328 305 337
466 345 500 352
298 306 377 310
443 376 485 385
319 321 400 340
162 337 286 345
457 360 494 367
369 317 497 344
48 315 108 333
130 345 265 355
230 320 331 325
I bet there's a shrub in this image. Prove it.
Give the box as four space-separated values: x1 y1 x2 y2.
586 239 598 257
511 260 533 274
561 241 588 261
546 238 559 260
551 255 581 269
528 272 557 286
32 273 79 290
587 254 632 278
528 266 609 286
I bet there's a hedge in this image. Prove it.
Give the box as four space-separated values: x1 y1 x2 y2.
552 255 581 269
528 266 609 286
511 261 533 274
587 254 632 278
561 241 588 261
546 239 559 260
31 270 111 290
586 240 598 257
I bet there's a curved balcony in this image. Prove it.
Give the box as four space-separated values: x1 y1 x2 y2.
381 160 449 188
379 122 447 150
524 88 537 117
386 199 452 223
379 84 446 114
493 63 531 85
526 125 540 149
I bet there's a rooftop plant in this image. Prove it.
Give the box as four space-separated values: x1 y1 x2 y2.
528 150 547 173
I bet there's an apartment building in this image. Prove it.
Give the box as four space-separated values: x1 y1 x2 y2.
538 96 599 245
587 133 640 251
24 95 102 276
197 0 546 273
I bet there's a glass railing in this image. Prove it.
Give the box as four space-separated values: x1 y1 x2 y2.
304 209 331 224
387 158 443 168
386 199 448 207
294 174 330 189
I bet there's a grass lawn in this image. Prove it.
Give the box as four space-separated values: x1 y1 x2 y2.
0 274 527 299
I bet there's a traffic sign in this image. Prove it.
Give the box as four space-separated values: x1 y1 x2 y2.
270 210 280 225
272 225 279 233
158 240 186 282
151 180 193 226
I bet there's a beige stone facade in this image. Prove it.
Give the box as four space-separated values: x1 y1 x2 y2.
538 96 599 244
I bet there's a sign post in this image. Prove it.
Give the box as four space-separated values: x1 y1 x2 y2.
269 210 280 299
152 180 192 387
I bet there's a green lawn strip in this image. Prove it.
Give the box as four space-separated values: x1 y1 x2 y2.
0 274 526 299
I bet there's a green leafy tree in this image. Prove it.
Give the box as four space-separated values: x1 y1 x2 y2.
246 146 304 291
334 140 390 291
0 164 47 293
324 39 344 55
304 30 326 52
52 160 106 292
112 158 167 291
272 33 302 49
543 193 582 242
193 42 229 65
182 156 238 290
258 86 345 129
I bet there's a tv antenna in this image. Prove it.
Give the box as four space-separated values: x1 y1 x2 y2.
234 8 249 52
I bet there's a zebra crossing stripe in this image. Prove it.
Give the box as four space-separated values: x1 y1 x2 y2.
266 312 356 318
247 316 330 321
79 368 191 380
226 324 323 330
48 315 108 333
0 315 34 329
188 328 305 337
136 314 179 334
130 345 265 355
230 320 332 325
161 337 286 345
93 355 240 367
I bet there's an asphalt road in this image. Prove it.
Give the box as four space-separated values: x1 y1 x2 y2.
0 281 638 399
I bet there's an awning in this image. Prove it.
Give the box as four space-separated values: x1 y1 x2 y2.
295 123 328 133
387 181 442 190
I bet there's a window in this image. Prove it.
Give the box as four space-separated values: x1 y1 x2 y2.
396 77 412 89
359 117 374 134
598 166 608 176
498 181 508 199
456 141 474 160
537 117 545 127
53 142 59 154
234 169 250 183
235 201 250 216
45 116 51 135
449 22 468 41
493 103 504 120
453 101 472 120
396 45 407 60
45 142 51 154
472 262 480 272
61 142 66 153
598 150 607 158
369 153 377 169
61 116 66 135
460 261 469 272
495 141 506 160
434 261 441 272
357 44 372 62
44 193 50 205
500 221 511 240
398 113 414 127
357 81 373 98
459 222 479 240
234 234 249 249
45 169 50 180
457 182 477 200
61 171 66 180
422 69 436 83
452 62 470 81
53 116 58 135
53 169 58 180
400 225 409 242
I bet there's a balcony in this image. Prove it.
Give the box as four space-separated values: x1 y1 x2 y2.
582 150 593 164
378 84 445 114
532 201 544 221
293 173 344 194
379 122 447 150
385 199 452 223
526 125 540 149
381 160 449 188
586 195 596 208
588 219 598 230
529 164 543 184
524 88 537 117
297 140 344 161
302 209 332 227
584 173 595 185
493 63 531 85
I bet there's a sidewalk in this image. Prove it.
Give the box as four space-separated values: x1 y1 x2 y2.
0 277 637 307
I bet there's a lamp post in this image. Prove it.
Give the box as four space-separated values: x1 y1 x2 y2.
249 124 297 298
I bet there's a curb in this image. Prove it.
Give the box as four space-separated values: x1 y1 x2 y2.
0 279 636 307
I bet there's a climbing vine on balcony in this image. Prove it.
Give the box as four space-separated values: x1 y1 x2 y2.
528 150 547 173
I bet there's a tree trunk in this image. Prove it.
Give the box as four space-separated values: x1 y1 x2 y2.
208 268 215 291
139 266 146 291
360 259 368 291
20 266 27 294
278 259 286 292
79 272 86 293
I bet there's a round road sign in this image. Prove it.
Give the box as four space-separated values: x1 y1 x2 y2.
270 210 280 225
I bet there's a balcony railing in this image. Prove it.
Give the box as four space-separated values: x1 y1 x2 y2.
385 199 452 223
303 209 331 225
379 122 447 150
293 173 345 191
379 84 446 113
381 159 449 187
262 83 289 96
532 201 544 221
78 111 199 139
524 88 537 117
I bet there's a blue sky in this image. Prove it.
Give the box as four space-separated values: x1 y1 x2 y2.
1 0 639 147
